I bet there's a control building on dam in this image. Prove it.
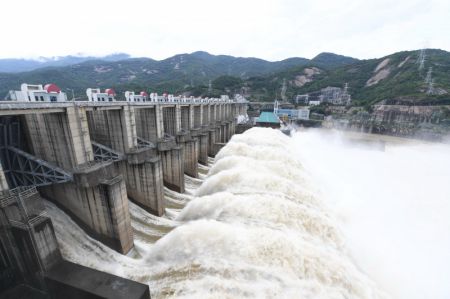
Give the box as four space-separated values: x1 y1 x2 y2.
0 85 248 298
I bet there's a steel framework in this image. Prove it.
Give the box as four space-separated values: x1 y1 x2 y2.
4 147 73 187
91 141 124 162
137 137 155 148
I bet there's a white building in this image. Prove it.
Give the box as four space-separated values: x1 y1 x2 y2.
149 93 158 102
86 88 116 102
124 91 148 102
274 100 309 120
8 83 68 102
308 100 321 106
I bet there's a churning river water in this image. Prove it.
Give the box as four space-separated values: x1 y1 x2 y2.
45 128 450 299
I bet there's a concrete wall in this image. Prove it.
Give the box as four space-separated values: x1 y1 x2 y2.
182 138 199 178
0 188 62 290
162 106 177 136
120 149 164 216
86 107 164 216
23 108 93 169
180 106 190 130
207 128 216 157
45 260 151 299
42 172 133 254
158 143 184 193
193 106 201 128
23 108 133 254
202 105 209 125
134 107 160 141
86 108 137 153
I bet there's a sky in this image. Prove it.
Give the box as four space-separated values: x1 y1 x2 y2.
1 0 449 61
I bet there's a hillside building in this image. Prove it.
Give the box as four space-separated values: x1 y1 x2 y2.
274 100 310 120
294 83 351 106
7 83 68 102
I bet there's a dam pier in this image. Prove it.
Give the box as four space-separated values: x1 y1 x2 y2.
0 99 247 298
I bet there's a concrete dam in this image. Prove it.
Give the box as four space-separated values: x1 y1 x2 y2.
0 100 246 298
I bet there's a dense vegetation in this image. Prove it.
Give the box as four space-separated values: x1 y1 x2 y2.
1 49 450 106
226 49 450 106
0 51 355 100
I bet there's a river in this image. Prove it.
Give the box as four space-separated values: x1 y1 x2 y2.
45 127 450 299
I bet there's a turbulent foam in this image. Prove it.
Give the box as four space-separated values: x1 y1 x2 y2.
48 127 387 299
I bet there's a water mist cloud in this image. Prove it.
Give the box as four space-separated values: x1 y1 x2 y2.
291 129 450 299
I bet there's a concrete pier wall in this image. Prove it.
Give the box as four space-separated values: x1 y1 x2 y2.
86 108 164 216
86 107 137 153
120 149 164 216
23 107 93 168
207 128 216 157
178 105 199 178
158 140 184 193
197 133 209 165
183 138 199 178
0 187 62 289
159 106 185 192
23 108 133 254
42 168 133 254
215 124 222 147
134 107 161 142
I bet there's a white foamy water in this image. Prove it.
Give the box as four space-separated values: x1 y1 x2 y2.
291 129 450 299
46 127 449 298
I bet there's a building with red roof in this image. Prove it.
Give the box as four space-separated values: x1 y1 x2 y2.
7 83 68 102
124 91 149 102
86 88 117 102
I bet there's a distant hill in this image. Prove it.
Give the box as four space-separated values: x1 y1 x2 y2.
311 52 359 69
0 53 131 73
0 51 357 98
211 49 450 105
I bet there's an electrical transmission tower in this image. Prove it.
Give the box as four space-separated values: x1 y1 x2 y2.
417 49 426 71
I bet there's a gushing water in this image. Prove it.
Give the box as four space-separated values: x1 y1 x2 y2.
46 128 450 298
291 129 450 299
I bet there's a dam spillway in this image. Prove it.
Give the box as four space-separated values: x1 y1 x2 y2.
41 127 450 299
40 128 382 298
0 100 246 297
2 111 449 298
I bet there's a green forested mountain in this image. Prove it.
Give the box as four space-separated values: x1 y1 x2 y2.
1 49 449 106
223 49 450 105
0 51 353 99
0 54 131 73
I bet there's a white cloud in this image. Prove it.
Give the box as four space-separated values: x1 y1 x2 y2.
0 0 449 60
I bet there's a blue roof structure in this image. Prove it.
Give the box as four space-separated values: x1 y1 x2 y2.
256 112 280 124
